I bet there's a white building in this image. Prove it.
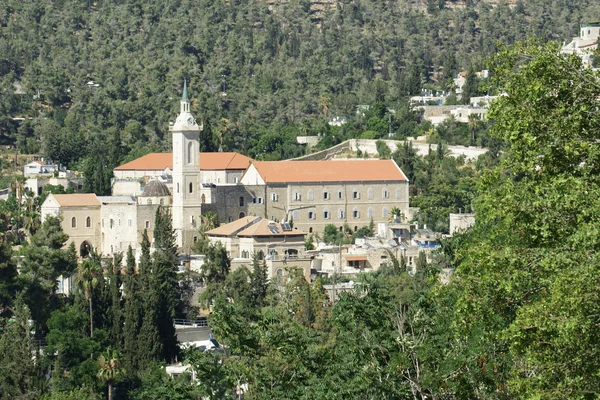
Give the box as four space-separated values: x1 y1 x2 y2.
23 160 83 196
450 107 487 123
562 22 600 67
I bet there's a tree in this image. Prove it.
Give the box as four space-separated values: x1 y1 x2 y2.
78 257 102 337
249 252 268 308
0 240 18 311
18 215 77 330
445 41 600 397
122 246 141 371
199 242 231 308
0 296 44 398
97 349 125 400
460 67 479 104
152 207 179 363
108 253 123 345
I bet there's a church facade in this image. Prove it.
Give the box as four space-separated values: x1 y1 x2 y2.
41 83 410 257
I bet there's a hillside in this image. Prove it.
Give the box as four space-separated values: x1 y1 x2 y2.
0 0 598 192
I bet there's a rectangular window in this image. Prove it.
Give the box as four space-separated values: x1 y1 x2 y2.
338 191 343 199
323 191 329 200
110 219 114 229
145 221 150 229
239 196 244 207
128 219 132 227
293 210 299 220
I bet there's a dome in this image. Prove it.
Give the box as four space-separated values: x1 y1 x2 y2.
140 180 171 197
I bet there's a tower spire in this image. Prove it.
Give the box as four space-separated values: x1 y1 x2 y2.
182 79 189 103
180 79 190 114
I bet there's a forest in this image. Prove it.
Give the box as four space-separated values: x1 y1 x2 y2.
1 0 599 194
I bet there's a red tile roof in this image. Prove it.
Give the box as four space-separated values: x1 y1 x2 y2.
346 255 367 261
114 152 253 171
249 160 407 183
205 216 260 237
52 194 101 207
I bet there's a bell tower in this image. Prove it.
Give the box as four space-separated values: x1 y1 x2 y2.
170 80 202 249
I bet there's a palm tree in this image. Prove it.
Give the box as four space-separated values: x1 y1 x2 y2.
78 258 102 336
97 349 125 400
389 206 403 222
467 114 480 145
318 95 331 117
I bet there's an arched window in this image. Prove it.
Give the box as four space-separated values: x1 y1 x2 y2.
271 192 278 201
338 209 345 219
160 198 164 205
86 216 91 228
323 209 330 219
308 209 315 220
368 208 373 219
293 210 299 220
239 212 246 219
353 208 360 219
293 190 301 201
307 190 314 201
338 189 343 199
201 194 206 203
257 250 264 261
309 227 313 233
189 182 193 193
395 188 402 199
382 207 389 218
382 188 389 199
323 190 329 200
71 217 77 228
187 142 193 164
147 199 152 205
367 188 374 200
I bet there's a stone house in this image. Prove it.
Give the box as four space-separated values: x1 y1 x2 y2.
205 216 311 280
41 194 101 257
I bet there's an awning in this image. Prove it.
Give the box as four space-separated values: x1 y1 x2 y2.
346 255 367 262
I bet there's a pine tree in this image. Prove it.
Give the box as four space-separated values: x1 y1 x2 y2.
0 296 44 398
109 253 123 346
250 253 268 308
123 246 142 371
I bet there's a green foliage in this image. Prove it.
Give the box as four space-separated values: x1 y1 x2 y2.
199 242 231 307
0 296 44 398
18 215 77 329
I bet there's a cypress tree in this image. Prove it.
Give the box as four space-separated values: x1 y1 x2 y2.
0 296 44 397
138 229 160 369
250 253 268 308
109 252 123 346
151 207 179 363
123 246 141 371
